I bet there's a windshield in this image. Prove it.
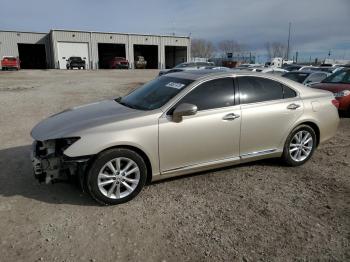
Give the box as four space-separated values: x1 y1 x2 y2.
118 76 194 110
322 69 350 84
70 57 82 61
282 72 310 83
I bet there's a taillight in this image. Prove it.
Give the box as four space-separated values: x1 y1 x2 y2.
332 99 339 108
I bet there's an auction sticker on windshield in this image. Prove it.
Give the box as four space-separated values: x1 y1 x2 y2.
166 82 185 89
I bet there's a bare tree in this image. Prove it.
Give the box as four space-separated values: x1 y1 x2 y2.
191 39 215 58
265 42 288 60
217 40 245 57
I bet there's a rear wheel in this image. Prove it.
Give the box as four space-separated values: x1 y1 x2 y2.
282 125 316 166
87 148 147 205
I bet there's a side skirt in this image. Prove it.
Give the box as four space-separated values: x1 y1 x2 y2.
152 149 282 182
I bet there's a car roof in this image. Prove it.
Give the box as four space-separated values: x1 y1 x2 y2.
164 69 331 99
164 69 291 81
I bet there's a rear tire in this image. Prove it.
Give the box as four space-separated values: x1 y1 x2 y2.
87 148 147 205
281 125 316 166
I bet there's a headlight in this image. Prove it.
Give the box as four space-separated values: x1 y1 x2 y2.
334 90 350 98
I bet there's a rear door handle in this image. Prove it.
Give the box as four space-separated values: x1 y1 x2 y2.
287 103 300 110
223 113 240 121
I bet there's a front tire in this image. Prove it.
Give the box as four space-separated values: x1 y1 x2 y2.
281 125 316 166
87 148 147 205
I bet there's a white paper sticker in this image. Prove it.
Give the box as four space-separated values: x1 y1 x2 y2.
166 82 185 89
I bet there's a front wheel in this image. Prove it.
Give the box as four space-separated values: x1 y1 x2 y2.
87 148 147 205
281 125 316 166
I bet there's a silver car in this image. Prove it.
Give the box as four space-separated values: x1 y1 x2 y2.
31 70 339 205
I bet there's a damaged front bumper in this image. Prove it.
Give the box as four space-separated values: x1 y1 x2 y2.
30 140 90 185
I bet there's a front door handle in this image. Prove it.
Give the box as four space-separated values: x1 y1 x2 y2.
287 103 300 110
223 113 240 121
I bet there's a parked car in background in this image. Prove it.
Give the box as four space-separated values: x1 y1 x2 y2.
1 56 20 70
311 68 350 114
300 66 340 74
135 56 147 69
257 68 289 75
158 61 214 76
30 70 339 205
108 57 129 69
66 57 86 70
282 71 329 86
282 64 302 71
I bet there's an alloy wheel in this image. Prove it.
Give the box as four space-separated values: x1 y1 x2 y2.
289 130 314 162
97 157 140 199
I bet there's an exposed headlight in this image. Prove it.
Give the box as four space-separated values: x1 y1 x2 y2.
334 90 350 98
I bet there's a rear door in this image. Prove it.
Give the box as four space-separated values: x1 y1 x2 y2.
237 76 303 156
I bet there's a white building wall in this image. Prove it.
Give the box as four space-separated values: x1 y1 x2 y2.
0 30 191 69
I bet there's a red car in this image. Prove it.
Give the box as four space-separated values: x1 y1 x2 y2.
108 57 129 69
1 56 20 70
312 68 350 114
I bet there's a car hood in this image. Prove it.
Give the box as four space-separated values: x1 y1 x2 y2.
31 100 145 141
312 82 350 93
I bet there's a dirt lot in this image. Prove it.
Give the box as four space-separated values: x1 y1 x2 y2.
0 69 349 261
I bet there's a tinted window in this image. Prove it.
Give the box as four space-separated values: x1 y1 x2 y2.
119 76 194 110
282 84 297 98
178 78 235 111
282 72 310 83
322 69 350 84
238 77 284 104
307 73 327 83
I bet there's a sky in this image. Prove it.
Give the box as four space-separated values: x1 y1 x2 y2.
1 0 349 62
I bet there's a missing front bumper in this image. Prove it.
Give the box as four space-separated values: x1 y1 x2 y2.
30 140 90 184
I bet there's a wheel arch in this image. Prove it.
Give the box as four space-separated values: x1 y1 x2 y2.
293 121 320 147
86 144 153 184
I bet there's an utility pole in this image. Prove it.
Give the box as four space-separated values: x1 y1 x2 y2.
286 22 291 60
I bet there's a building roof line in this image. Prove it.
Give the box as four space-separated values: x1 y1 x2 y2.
0 29 47 35
50 29 190 38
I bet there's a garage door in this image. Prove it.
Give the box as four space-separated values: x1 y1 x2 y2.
57 42 89 69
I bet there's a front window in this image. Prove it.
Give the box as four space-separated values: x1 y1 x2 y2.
322 69 350 84
176 78 235 111
70 57 83 61
118 76 194 110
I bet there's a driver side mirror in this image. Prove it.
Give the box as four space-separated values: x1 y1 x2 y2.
172 103 198 122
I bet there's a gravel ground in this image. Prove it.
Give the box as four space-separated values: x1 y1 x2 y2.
0 70 349 262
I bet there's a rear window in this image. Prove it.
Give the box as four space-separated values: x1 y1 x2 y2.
3 57 16 61
282 72 310 83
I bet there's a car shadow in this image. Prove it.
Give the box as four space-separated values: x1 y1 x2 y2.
0 145 285 205
0 145 98 206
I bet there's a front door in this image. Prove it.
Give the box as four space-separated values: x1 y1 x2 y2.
159 77 241 172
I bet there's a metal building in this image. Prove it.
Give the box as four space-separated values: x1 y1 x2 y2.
0 29 191 70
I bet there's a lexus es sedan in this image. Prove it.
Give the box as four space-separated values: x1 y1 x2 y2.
31 70 339 205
